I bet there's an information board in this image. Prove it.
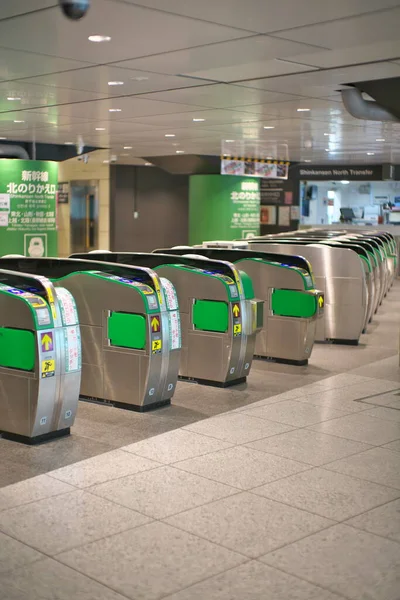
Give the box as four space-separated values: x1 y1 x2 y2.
0 160 58 257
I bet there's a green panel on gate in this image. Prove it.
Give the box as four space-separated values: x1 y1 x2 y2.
193 300 229 332
238 270 255 300
272 289 317 318
108 312 146 349
0 328 35 371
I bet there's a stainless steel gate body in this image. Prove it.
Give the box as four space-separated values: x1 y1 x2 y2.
155 248 324 365
248 242 367 344
0 258 180 411
71 252 263 387
0 270 81 443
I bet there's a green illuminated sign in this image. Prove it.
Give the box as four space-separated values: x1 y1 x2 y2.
189 175 260 244
0 159 58 257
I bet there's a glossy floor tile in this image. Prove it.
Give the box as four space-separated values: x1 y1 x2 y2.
0 280 398 599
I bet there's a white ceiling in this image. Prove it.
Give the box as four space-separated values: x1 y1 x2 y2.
0 0 399 165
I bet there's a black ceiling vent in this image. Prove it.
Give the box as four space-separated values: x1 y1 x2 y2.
341 76 400 122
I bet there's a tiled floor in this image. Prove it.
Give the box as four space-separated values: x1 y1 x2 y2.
0 283 399 598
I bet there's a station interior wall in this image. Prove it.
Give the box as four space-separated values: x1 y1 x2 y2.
110 165 189 252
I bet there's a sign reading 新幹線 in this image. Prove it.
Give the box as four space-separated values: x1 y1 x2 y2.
0 160 58 257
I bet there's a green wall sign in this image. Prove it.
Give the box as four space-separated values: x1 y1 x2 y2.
189 175 260 245
0 160 58 257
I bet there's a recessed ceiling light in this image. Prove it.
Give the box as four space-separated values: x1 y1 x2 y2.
304 159 311 163
103 159 110 163
193 118 205 122
263 126 275 129
297 108 310 112
165 134 175 137
367 152 375 155
325 149 330 152
123 146 132 150
0 136 7 140
144 162 152 166
7 97 21 101
341 180 350 184
132 76 149 81
64 142 74 145
88 35 111 43
376 138 385 142
109 108 121 112
108 81 124 86
96 127 106 131
225 139 235 143
324 132 331 136
14 120 24 123
176 150 185 154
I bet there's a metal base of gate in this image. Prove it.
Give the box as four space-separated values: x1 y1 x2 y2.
330 339 359 346
1 427 71 446
79 395 171 412
255 355 309 367
179 375 247 388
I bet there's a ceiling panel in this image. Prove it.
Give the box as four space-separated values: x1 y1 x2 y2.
121 108 280 129
273 7 400 49
21 67 213 96
141 84 303 109
0 0 398 165
0 81 107 112
0 48 93 82
0 1 250 64
285 40 400 70
0 0 54 19
114 35 322 76
122 0 400 34
183 58 316 83
30 96 207 120
240 63 400 97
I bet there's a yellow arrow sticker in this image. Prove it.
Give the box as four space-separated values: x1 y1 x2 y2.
41 332 53 352
232 303 240 317
151 316 160 332
318 296 324 308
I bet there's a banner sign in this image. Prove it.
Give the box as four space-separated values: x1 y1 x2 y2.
297 165 383 181
0 160 58 257
221 157 290 180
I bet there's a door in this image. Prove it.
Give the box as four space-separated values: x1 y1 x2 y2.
70 182 99 254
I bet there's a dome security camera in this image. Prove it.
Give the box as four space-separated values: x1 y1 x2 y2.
58 0 90 20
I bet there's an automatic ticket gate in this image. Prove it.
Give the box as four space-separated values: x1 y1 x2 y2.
247 241 367 345
72 252 263 387
0 257 180 411
0 269 81 443
266 233 389 312
157 247 324 365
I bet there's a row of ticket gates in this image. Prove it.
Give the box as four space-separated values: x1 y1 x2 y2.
0 228 397 444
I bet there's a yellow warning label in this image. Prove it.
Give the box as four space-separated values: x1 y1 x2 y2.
45 287 54 304
233 324 242 336
318 295 324 309
152 339 162 353
152 276 163 305
31 298 46 308
41 359 55 378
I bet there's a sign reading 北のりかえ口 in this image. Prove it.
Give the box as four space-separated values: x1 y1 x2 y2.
0 160 58 257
